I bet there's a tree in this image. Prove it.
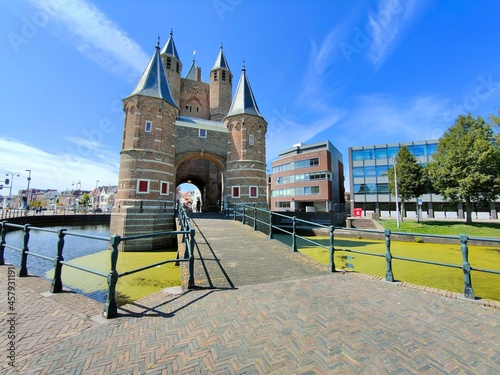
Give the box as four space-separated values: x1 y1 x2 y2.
427 113 500 223
80 193 91 208
388 146 427 221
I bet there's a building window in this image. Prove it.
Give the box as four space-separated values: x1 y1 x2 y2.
199 129 207 138
249 186 258 198
222 70 226 81
145 121 152 132
213 71 218 82
176 61 180 73
166 57 172 70
160 181 169 195
137 179 150 193
249 134 255 146
232 186 240 198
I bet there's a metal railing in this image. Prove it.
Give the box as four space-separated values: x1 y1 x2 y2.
0 204 195 319
221 201 500 301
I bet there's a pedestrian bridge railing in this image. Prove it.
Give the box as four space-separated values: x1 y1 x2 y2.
0 205 195 319
221 201 500 302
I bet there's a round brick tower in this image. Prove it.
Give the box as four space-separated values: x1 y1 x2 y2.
110 42 179 251
224 64 268 207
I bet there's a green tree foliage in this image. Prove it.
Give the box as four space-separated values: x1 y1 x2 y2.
427 114 500 223
79 193 91 207
388 146 427 220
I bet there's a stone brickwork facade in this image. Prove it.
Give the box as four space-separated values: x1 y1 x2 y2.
110 34 268 251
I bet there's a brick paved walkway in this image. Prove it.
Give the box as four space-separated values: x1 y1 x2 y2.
1 213 499 374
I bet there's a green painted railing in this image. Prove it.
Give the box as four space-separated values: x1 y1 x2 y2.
221 202 500 301
0 204 195 319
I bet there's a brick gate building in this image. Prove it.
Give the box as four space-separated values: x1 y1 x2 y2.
110 33 268 250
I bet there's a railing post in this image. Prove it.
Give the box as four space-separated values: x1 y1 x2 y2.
329 226 335 272
242 205 246 225
188 229 195 289
253 203 257 230
385 229 394 282
0 221 7 265
18 224 30 277
103 234 120 319
292 216 297 252
460 234 475 300
268 210 273 239
51 228 66 293
233 204 236 221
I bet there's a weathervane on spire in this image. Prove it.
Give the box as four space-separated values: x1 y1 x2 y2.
157 35 160 49
192 50 196 62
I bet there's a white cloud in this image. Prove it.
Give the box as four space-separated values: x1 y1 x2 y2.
30 0 149 78
367 0 419 68
0 136 118 192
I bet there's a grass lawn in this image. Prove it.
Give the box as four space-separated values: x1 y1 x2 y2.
378 219 500 238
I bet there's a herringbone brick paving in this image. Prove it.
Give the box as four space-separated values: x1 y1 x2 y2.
1 213 499 374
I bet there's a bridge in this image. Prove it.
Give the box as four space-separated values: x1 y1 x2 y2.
1 211 499 373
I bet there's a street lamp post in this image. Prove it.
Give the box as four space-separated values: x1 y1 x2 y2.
25 169 32 207
5 171 21 210
392 158 401 229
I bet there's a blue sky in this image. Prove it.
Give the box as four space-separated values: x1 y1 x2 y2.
1 0 499 194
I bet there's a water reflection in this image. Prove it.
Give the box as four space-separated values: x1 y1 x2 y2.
4 225 110 285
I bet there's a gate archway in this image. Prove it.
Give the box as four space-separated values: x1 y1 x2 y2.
176 152 225 212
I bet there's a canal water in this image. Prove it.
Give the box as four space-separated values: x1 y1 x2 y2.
3 225 180 305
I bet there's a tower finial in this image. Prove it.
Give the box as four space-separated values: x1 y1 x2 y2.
220 43 223 50
192 50 196 63
170 28 173 36
157 36 160 49
242 60 246 71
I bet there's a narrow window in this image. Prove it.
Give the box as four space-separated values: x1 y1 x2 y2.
137 180 150 193
176 62 180 73
145 121 152 132
166 57 172 69
199 129 207 138
160 181 169 195
222 71 226 81
249 186 258 198
249 134 255 146
232 186 240 198
213 71 218 82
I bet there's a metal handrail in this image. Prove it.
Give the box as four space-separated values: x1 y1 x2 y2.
221 201 500 301
0 203 197 319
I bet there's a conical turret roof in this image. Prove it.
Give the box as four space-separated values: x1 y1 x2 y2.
212 44 230 71
128 43 178 107
226 64 262 117
161 30 180 60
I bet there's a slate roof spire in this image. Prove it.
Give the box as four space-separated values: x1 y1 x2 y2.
226 63 262 117
128 41 178 107
212 44 230 71
161 29 180 61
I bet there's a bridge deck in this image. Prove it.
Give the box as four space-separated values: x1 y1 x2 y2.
1 212 499 374
181 212 330 289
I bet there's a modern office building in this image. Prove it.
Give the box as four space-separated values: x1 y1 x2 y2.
270 141 345 212
348 140 498 219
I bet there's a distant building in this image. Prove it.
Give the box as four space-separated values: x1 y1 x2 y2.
348 140 499 219
270 141 345 212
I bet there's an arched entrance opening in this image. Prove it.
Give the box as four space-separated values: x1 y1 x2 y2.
175 153 225 212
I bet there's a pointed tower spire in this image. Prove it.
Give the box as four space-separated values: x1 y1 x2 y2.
161 29 180 60
128 43 177 107
212 44 230 70
226 63 262 117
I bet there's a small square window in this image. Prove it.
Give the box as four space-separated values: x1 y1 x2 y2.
249 186 258 198
145 121 152 132
249 134 255 146
137 180 149 193
160 181 169 195
232 186 240 198
199 129 207 138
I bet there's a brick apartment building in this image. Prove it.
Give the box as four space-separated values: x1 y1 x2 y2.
270 141 345 212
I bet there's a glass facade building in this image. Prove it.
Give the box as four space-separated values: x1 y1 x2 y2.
348 140 498 219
